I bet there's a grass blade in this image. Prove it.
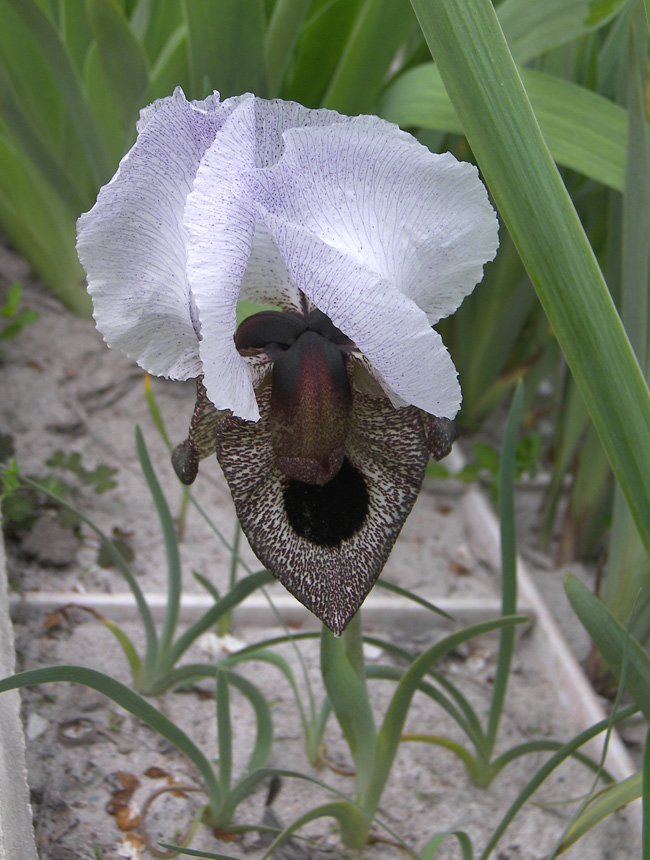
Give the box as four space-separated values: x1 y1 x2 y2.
86 0 150 131
0 666 221 812
566 572 650 718
486 382 523 754
379 63 630 191
321 0 416 114
183 0 267 98
5 0 112 186
134 426 180 668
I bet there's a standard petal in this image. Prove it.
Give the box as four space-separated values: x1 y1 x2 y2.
184 98 354 419
216 386 429 634
77 88 249 380
235 120 499 416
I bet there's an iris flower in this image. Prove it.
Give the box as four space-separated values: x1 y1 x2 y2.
77 88 498 634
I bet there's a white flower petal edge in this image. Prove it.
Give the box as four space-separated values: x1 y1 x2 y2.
77 88 249 380
234 121 499 417
184 97 358 420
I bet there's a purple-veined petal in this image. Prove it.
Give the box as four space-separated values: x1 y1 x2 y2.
184 98 356 419
235 121 498 417
77 88 250 380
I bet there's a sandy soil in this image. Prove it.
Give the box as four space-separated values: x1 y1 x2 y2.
0 241 641 859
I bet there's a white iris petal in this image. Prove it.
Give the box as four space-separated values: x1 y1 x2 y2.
77 91 498 422
76 88 250 381
233 121 499 417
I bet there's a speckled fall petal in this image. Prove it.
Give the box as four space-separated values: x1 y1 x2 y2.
215 384 434 634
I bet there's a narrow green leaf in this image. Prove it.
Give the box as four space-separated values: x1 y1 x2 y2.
321 0 416 114
421 830 474 860
604 7 650 629
96 615 143 686
264 0 312 97
371 616 526 816
168 570 274 666
83 42 126 168
85 0 150 131
134 426 180 667
17 472 158 663
376 578 454 620
146 22 189 103
498 0 627 64
279 0 364 107
0 65 89 213
0 666 221 812
485 383 523 754
379 64 629 191
411 0 650 557
183 0 267 98
216 671 232 795
559 772 642 852
0 141 90 315
479 703 638 860
222 671 273 781
566 572 650 718
4 0 112 186
320 625 377 802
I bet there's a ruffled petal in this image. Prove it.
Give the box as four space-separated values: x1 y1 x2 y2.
77 88 249 380
235 121 498 417
184 98 354 419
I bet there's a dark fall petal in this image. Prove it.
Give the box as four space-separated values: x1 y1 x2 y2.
171 377 227 485
421 412 458 460
216 386 430 634
271 332 352 486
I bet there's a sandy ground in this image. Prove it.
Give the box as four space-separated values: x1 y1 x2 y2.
0 241 642 859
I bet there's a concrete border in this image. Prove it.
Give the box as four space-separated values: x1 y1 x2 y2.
0 521 38 860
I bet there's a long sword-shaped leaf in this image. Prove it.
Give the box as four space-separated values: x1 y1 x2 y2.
321 0 416 114
134 426 180 668
566 572 650 718
183 0 267 98
411 0 650 556
498 0 626 64
85 0 150 132
379 64 629 191
4 0 112 186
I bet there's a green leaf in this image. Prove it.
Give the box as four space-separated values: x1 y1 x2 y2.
183 0 267 98
379 64 629 191
146 22 189 102
0 666 221 813
85 0 150 131
421 830 474 860
559 772 642 852
134 426 180 668
320 625 377 802
321 0 416 114
485 383 523 754
279 0 364 107
0 63 90 214
3 0 113 187
264 0 312 97
410 0 650 558
371 616 527 817
498 0 627 63
566 572 650 718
